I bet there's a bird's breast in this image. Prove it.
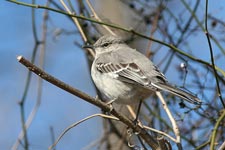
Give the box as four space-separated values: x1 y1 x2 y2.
91 65 151 104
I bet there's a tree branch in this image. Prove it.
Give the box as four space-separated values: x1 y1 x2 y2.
210 109 225 150
204 0 225 108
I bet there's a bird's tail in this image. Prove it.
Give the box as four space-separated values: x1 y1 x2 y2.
152 82 202 105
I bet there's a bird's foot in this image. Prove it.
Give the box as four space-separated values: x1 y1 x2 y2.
105 99 116 113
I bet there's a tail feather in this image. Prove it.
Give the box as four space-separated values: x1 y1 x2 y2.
152 82 202 105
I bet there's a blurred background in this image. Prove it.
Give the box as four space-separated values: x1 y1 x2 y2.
1 0 225 150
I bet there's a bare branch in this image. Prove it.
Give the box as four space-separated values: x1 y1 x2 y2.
59 0 95 57
143 126 176 143
12 1 50 149
156 92 182 150
210 110 225 149
204 0 225 107
49 113 119 150
85 0 116 36
218 140 225 150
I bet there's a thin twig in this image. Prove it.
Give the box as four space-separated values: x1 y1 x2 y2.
204 0 225 108
12 2 50 149
12 0 43 149
143 125 176 143
146 5 161 58
156 92 182 150
50 126 56 150
210 109 225 150
126 105 137 120
60 0 95 57
85 0 116 36
18 98 28 150
60 0 86 41
195 140 210 150
218 140 225 150
49 113 119 150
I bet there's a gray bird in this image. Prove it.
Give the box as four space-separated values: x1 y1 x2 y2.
88 35 202 105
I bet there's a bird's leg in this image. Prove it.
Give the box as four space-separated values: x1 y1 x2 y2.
133 100 142 125
106 99 116 105
94 95 100 100
95 95 115 113
106 98 116 112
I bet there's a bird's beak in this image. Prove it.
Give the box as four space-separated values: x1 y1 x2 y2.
83 44 94 49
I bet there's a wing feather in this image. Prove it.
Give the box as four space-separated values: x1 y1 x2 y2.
96 62 151 86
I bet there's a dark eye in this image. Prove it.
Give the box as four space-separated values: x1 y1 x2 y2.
102 42 110 47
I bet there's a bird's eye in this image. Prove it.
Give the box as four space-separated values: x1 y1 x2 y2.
102 42 110 47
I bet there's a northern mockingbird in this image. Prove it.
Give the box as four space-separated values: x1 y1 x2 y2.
87 35 202 105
